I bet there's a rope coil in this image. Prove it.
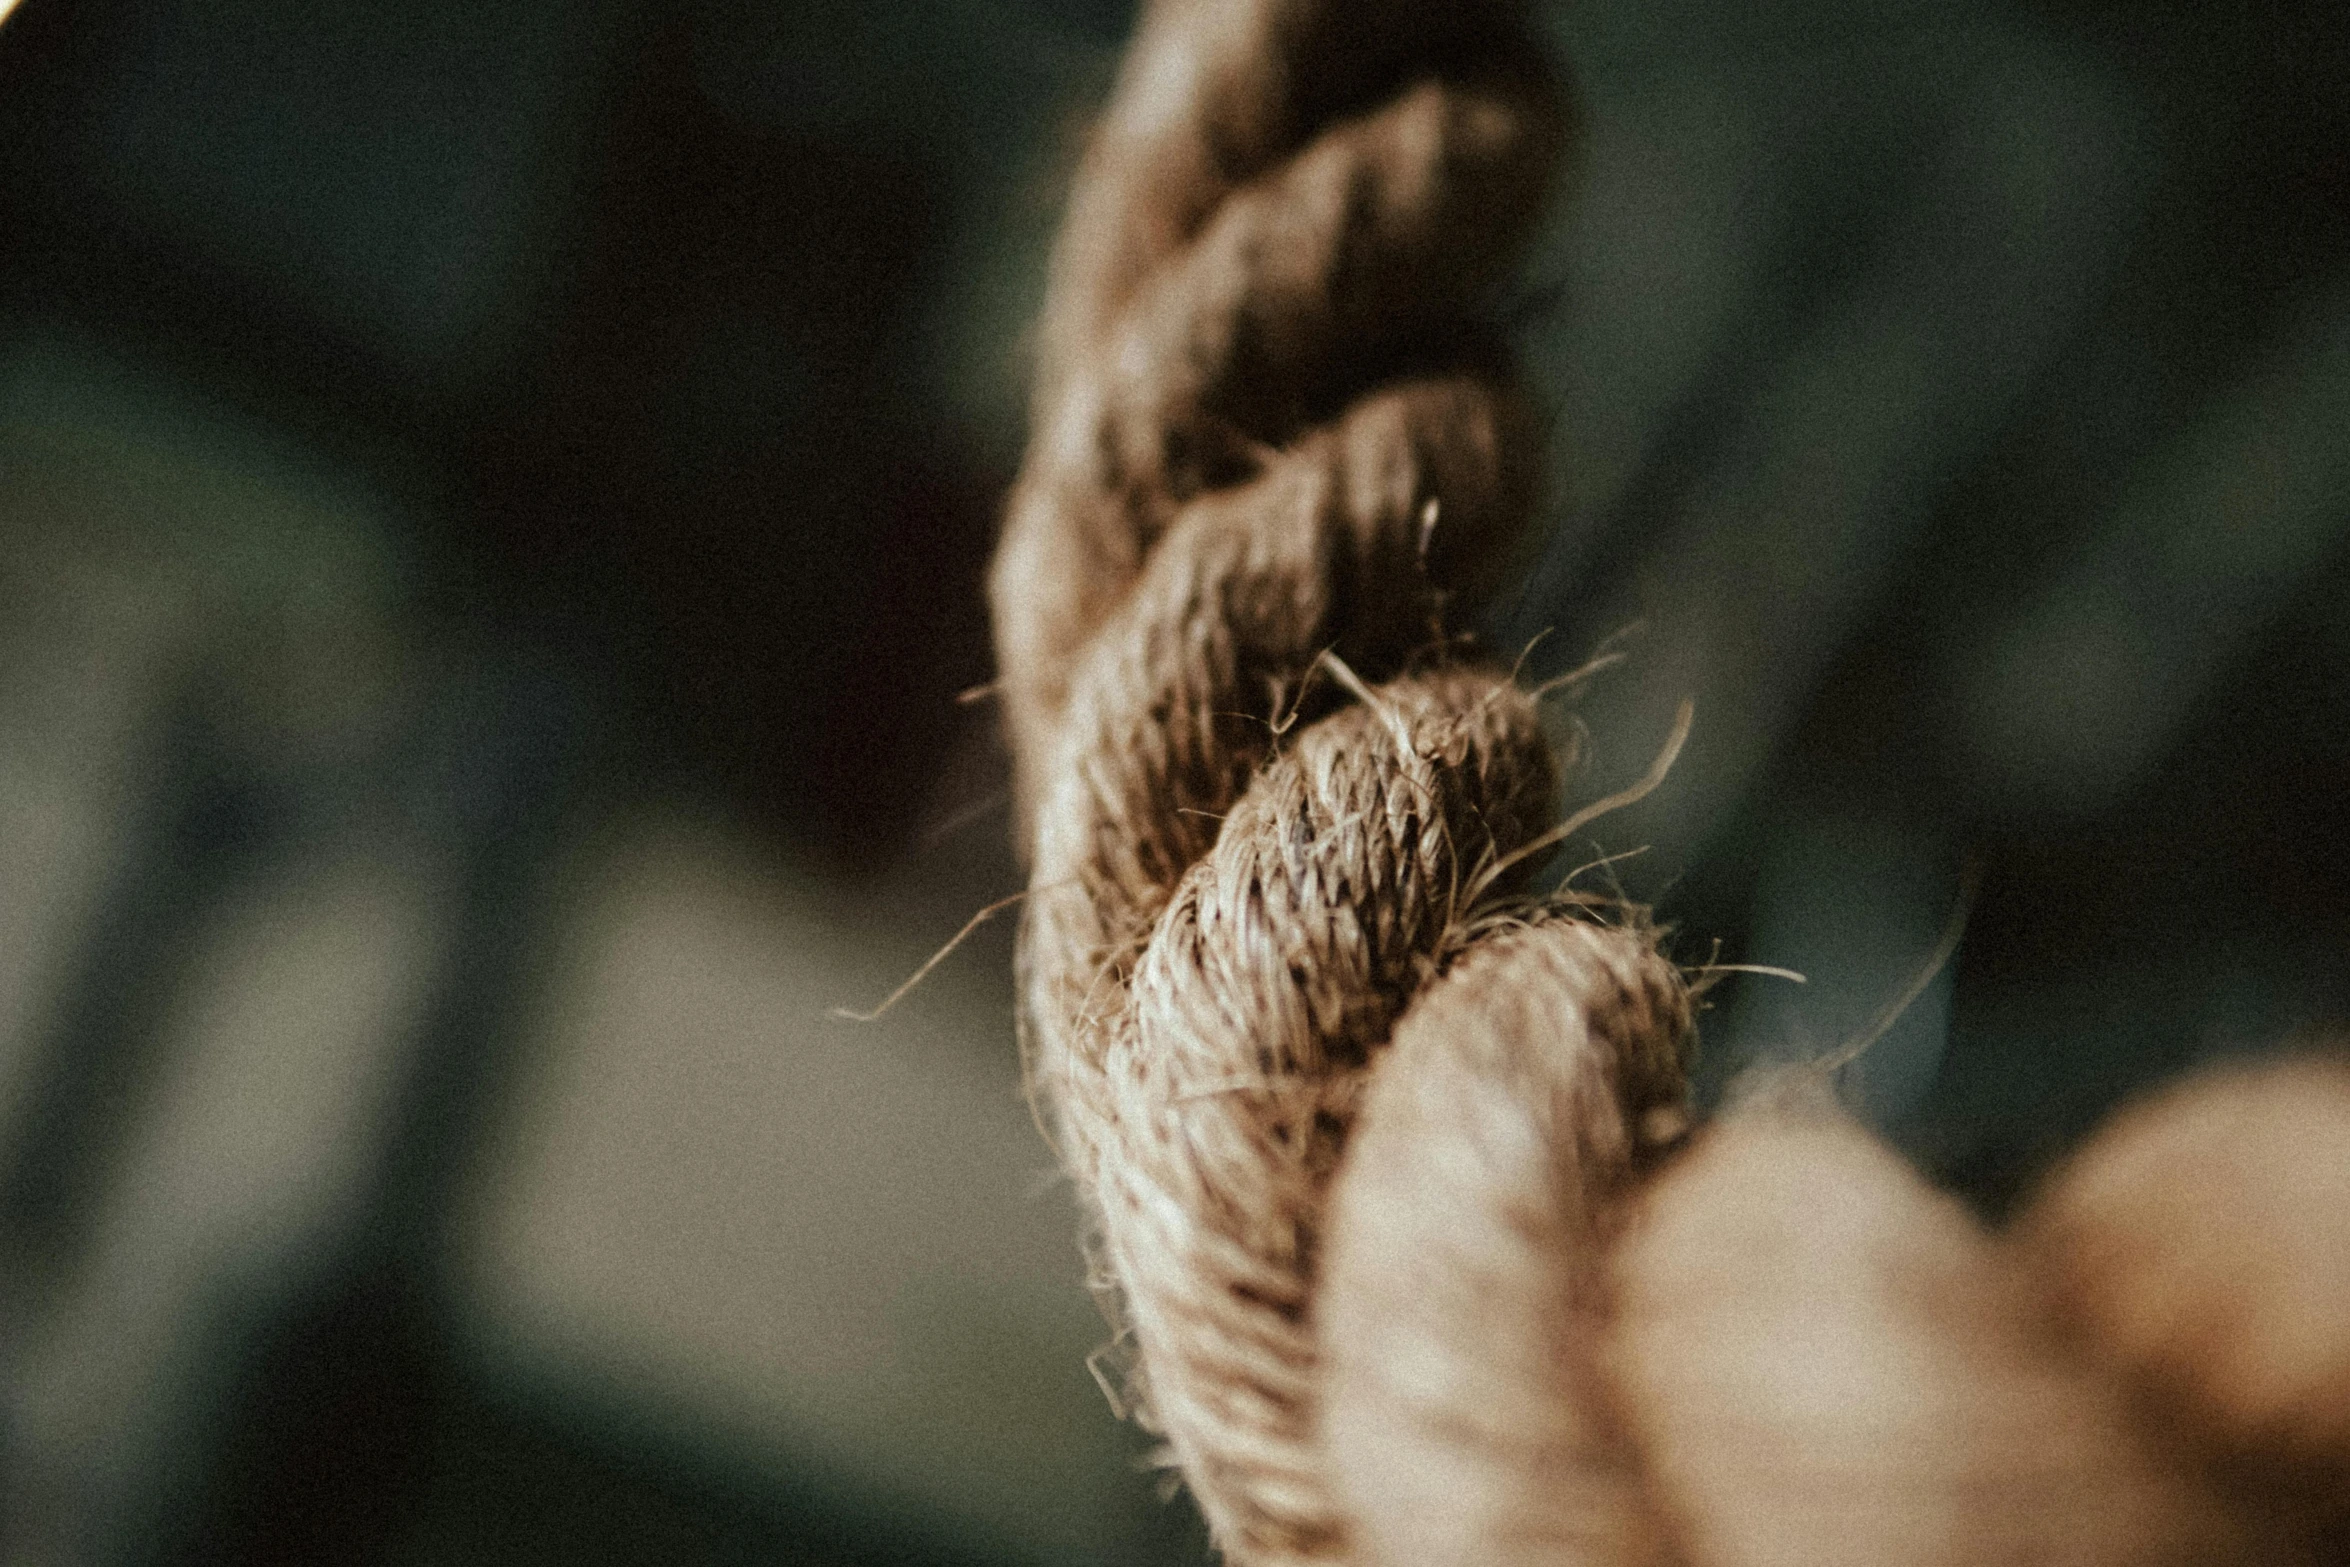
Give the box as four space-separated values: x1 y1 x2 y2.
988 3 2350 1563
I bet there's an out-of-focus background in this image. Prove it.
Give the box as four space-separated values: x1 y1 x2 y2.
0 0 2345 1561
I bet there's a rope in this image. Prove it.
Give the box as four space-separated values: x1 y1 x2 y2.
987 3 2350 1563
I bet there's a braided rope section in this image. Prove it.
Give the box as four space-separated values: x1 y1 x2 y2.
989 4 2350 1565
992 0 1600 1555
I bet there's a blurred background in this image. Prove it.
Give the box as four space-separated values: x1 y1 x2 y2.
0 0 2345 1561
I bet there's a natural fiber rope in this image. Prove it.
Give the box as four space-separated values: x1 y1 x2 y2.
987 3 2350 1564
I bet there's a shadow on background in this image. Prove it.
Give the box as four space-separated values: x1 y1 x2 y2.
0 0 2345 1563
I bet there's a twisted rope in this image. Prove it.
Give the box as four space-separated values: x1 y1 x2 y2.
987 3 2350 1563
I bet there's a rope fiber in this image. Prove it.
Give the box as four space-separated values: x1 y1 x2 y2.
986 3 2350 1563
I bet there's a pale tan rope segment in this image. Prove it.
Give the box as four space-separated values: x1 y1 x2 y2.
988 3 2350 1565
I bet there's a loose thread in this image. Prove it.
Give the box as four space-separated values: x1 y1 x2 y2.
832 887 1033 1023
1813 853 1980 1079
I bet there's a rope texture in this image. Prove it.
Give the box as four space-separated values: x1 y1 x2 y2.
987 4 2350 1564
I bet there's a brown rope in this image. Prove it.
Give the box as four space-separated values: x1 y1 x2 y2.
988 3 2350 1563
